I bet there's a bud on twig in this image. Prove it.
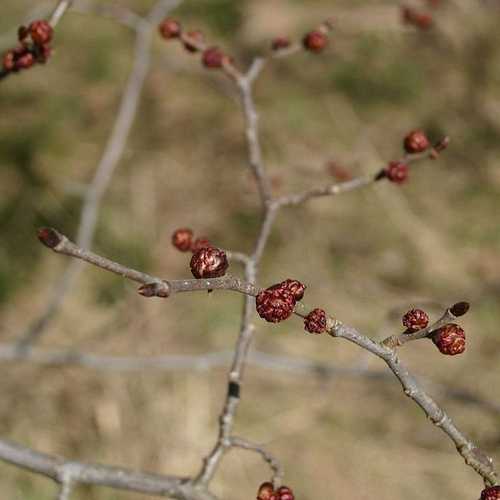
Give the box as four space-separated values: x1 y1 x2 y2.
172 228 193 252
481 486 500 500
403 130 430 154
37 227 63 249
432 324 466 355
402 308 429 332
190 246 228 279
304 308 327 334
302 31 328 53
450 301 470 317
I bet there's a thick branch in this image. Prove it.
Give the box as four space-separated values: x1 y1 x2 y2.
0 439 216 500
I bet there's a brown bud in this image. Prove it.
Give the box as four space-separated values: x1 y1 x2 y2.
37 227 62 249
159 18 181 39
432 324 466 355
18 25 29 42
138 282 170 298
450 301 470 317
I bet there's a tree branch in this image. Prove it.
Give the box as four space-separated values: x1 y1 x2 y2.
0 439 217 500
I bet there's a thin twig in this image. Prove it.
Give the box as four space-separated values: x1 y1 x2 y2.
236 60 273 208
231 437 284 486
331 321 498 487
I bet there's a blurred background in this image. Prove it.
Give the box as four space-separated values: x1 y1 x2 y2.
0 0 499 499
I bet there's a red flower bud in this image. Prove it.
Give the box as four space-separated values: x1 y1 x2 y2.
190 246 228 279
171 228 193 252
304 308 327 334
257 482 275 500
403 130 430 154
256 284 296 323
202 46 225 69
276 486 295 500
303 30 328 53
432 323 466 355
2 50 16 71
402 308 429 332
159 18 181 39
385 161 409 184
280 279 306 301
481 486 500 500
29 20 53 46
15 51 35 70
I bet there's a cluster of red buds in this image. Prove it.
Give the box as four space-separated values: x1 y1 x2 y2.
171 228 227 280
256 279 306 323
401 6 433 30
158 18 233 71
2 20 53 75
257 482 295 500
171 228 212 253
401 305 467 355
271 18 334 54
377 130 449 184
481 486 500 500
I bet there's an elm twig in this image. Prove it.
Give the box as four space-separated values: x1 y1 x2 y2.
35 228 499 487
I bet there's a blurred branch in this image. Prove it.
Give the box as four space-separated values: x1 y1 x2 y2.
71 0 144 30
0 439 217 500
56 474 74 500
49 0 74 27
16 0 181 350
1 344 499 419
